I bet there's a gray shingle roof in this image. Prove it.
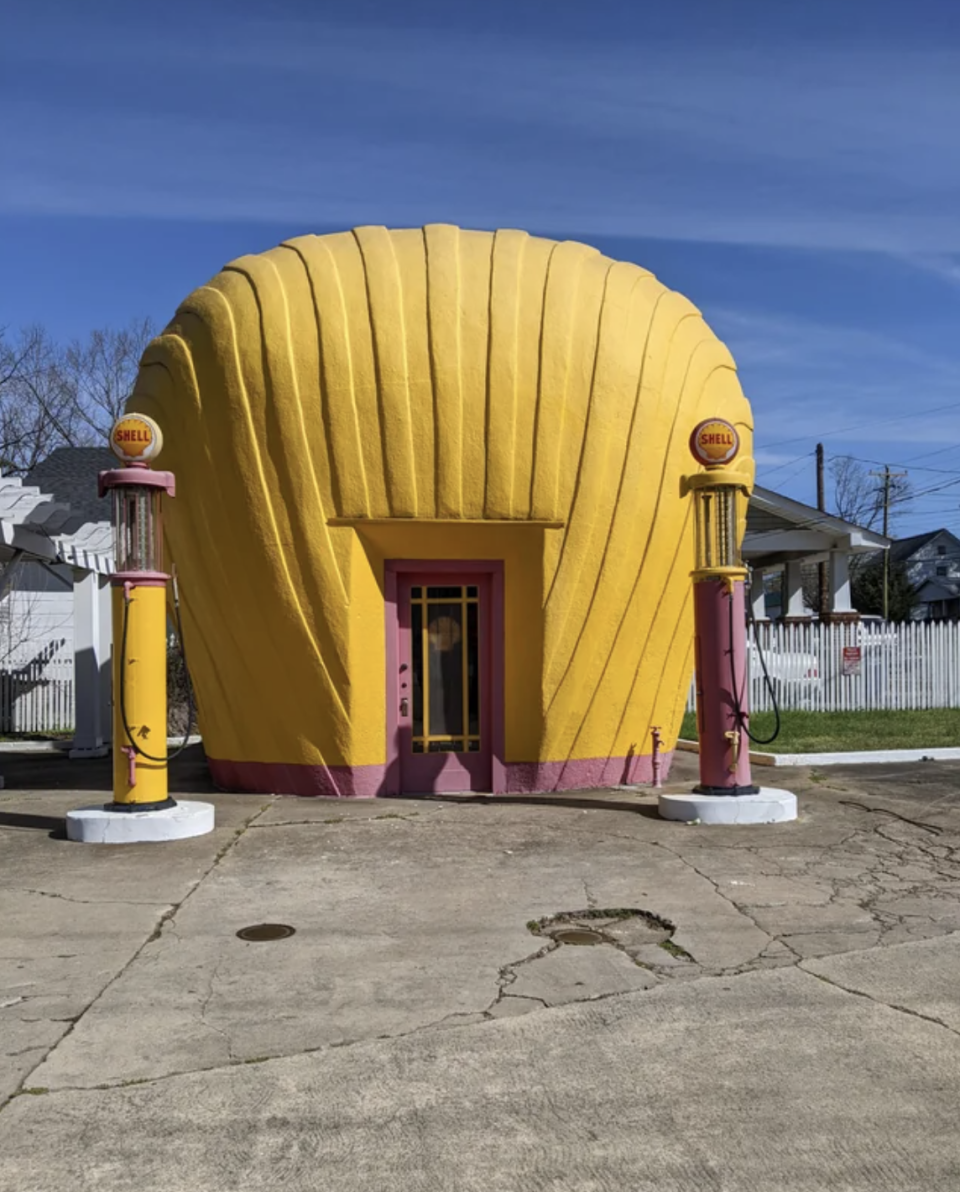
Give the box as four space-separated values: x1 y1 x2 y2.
888 529 960 567
24 447 115 525
915 576 960 600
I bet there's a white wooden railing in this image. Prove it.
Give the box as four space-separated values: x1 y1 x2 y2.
0 648 74 733
687 620 960 713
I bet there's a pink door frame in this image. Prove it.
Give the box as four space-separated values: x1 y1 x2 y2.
384 560 505 795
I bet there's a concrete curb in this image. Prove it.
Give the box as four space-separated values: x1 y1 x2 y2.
677 738 960 768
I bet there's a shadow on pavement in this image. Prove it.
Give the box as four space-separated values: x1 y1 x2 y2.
0 809 66 833
0 743 215 796
393 791 665 818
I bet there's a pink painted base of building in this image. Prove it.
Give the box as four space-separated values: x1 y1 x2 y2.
207 751 675 799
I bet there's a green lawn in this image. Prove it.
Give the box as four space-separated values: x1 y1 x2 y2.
680 708 960 753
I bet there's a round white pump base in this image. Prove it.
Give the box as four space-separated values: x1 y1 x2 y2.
66 800 215 843
658 788 797 825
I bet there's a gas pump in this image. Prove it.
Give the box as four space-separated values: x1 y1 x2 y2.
686 419 755 795
65 414 214 843
102 421 176 810
658 418 797 824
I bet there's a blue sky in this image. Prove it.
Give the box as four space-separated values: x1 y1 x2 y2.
2 0 960 535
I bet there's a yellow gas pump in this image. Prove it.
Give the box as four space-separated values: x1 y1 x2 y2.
65 413 214 843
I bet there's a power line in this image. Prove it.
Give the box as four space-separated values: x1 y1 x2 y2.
888 476 960 509
756 450 814 478
749 447 960 539
900 443 960 464
830 451 960 478
759 457 816 488
822 450 960 515
759 399 960 451
896 505 960 514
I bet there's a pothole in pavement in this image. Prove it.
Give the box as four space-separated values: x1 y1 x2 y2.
491 907 698 1016
551 927 606 946
527 908 695 966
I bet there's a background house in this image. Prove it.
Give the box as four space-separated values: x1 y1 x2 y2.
0 447 114 748
887 529 960 621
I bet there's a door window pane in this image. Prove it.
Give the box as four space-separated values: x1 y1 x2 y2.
406 580 484 757
427 602 464 738
411 601 423 738
467 601 479 736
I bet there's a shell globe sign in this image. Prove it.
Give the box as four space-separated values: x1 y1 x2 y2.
689 418 740 467
110 413 164 464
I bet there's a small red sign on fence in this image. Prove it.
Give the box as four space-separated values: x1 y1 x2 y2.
842 646 862 677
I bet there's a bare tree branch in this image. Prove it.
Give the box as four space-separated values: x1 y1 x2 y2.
0 319 155 475
829 456 911 532
62 318 156 439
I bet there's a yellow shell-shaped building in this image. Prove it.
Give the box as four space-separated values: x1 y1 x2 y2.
130 225 754 795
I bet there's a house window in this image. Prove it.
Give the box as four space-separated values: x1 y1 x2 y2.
937 566 947 577
937 545 947 556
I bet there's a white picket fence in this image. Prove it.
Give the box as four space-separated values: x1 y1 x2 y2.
688 620 960 713
0 650 74 733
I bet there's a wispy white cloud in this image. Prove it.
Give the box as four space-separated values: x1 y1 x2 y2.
710 307 960 378
1 22 959 255
6 9 957 528
900 253 960 288
710 307 960 457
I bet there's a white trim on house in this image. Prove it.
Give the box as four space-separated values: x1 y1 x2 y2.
747 487 888 554
744 485 889 618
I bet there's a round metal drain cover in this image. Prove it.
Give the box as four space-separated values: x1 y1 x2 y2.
553 928 605 946
236 923 296 942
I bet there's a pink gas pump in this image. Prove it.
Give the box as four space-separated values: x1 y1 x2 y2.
658 418 797 824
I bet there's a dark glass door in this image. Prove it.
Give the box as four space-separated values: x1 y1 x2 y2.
397 574 491 793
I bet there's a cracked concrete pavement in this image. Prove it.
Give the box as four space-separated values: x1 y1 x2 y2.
3 747 960 1189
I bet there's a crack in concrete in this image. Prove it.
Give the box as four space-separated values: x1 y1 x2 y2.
4 1004 528 1098
654 810 960 970
18 924 960 1102
650 839 777 947
495 993 550 1009
799 965 960 1040
839 800 944 836
196 954 234 1063
486 939 560 1015
247 806 446 831
0 798 274 1117
15 889 171 908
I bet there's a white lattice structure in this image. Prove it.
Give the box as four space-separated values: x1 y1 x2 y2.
0 475 114 574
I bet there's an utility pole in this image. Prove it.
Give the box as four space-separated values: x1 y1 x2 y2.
816 444 829 620
870 464 907 621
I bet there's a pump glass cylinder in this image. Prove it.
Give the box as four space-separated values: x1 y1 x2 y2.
113 487 163 572
694 485 740 571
